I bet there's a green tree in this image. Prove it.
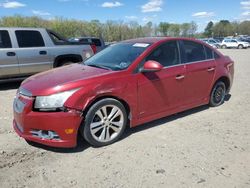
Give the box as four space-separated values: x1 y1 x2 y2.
158 22 170 36
168 24 180 37
204 21 214 37
213 20 234 37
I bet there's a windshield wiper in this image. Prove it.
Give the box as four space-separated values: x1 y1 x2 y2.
87 64 112 70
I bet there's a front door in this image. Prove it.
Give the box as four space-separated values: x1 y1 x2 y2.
137 40 186 118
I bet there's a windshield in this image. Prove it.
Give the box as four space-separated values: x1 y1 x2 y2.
84 42 151 71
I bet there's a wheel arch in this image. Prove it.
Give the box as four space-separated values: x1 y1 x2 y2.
213 76 231 93
81 95 131 125
53 54 83 67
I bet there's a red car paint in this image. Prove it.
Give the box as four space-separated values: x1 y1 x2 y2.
13 37 234 148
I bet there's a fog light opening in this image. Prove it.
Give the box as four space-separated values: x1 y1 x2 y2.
30 130 61 140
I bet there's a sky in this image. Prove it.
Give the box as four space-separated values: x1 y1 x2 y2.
0 0 250 31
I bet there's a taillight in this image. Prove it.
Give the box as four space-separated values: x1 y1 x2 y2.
90 44 97 54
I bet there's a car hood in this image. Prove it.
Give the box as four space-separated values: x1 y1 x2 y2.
21 64 112 96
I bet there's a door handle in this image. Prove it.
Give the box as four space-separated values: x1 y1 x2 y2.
176 75 185 80
39 51 47 55
207 67 215 72
6 52 16 56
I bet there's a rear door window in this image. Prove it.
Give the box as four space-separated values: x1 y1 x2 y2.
182 40 206 63
15 30 45 48
0 30 12 48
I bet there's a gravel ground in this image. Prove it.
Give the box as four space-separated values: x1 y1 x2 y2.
0 49 249 188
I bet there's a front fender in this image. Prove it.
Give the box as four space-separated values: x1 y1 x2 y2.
64 77 137 117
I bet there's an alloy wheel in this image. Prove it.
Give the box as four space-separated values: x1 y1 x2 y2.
90 105 124 143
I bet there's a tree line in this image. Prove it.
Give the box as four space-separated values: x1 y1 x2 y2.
0 15 250 41
204 20 250 38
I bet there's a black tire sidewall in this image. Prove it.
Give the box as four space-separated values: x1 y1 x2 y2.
209 81 226 107
81 98 127 147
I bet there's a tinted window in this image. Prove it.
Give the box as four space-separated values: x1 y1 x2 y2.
0 30 12 48
214 52 220 59
16 30 45 48
79 38 89 43
146 41 180 67
92 39 102 47
183 40 206 63
204 46 213 59
85 43 151 71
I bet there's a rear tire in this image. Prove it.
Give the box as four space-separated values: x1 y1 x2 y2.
81 98 127 147
222 45 227 49
209 81 226 107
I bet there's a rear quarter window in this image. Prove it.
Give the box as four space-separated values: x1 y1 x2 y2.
214 51 220 59
15 30 45 48
204 45 214 59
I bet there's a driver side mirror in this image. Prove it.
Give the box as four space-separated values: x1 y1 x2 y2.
140 60 163 73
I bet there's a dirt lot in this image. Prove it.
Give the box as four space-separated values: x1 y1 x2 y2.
0 49 250 188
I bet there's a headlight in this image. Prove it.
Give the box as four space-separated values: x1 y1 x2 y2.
34 89 79 111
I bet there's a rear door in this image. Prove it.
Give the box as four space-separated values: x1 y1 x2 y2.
14 30 52 75
0 30 19 78
137 40 186 118
181 40 216 106
229 39 238 48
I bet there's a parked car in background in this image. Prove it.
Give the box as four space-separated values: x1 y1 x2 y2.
237 37 250 43
69 37 106 53
0 28 94 82
200 38 221 48
221 38 249 49
214 37 224 42
13 37 234 148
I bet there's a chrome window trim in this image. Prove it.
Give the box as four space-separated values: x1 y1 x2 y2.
163 58 215 69
184 58 215 65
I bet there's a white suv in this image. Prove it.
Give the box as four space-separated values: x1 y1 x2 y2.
221 39 249 49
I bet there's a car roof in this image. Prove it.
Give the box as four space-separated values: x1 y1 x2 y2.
0 27 45 31
121 37 198 44
77 37 100 40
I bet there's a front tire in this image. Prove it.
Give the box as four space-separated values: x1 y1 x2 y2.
81 98 127 147
209 81 226 107
222 45 227 49
238 44 243 49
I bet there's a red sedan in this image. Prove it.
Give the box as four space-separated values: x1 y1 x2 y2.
13 37 234 148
